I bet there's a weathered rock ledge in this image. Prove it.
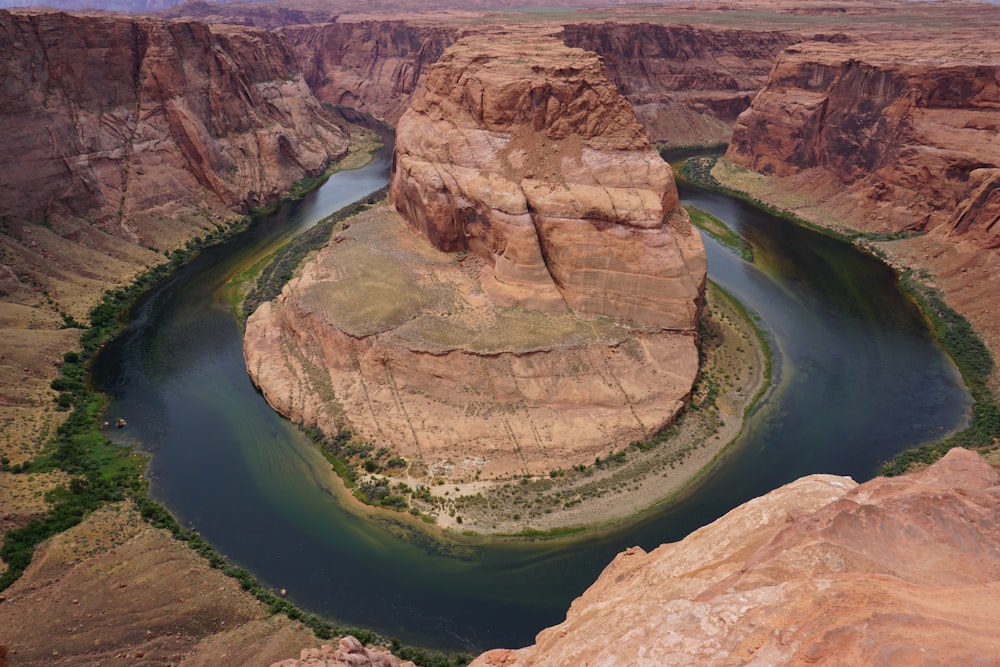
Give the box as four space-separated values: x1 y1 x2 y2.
244 32 706 484
474 448 1000 666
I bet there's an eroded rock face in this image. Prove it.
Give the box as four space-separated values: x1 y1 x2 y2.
390 31 705 330
560 22 800 146
1 10 347 254
474 448 1000 666
727 40 1000 243
283 20 458 124
282 19 798 146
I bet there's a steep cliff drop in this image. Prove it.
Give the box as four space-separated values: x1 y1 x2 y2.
473 448 1000 666
244 31 706 494
0 8 349 470
723 39 1000 382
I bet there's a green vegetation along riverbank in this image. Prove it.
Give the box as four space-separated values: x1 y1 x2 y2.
679 154 999 475
0 144 472 666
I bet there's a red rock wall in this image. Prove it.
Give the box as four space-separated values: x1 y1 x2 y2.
1 10 347 248
283 20 459 124
727 41 1000 243
560 22 800 146
281 19 797 146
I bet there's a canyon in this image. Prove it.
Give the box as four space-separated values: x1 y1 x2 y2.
2 1 1000 665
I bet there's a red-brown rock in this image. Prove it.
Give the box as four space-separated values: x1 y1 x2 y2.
474 448 1000 665
389 31 706 329
1 10 347 252
560 22 800 146
727 40 1000 241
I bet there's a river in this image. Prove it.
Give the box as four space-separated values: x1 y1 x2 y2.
93 151 971 653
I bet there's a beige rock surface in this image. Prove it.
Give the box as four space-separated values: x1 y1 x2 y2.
473 448 1000 666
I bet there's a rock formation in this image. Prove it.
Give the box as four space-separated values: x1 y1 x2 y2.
473 447 1000 666
390 31 705 328
244 32 706 481
560 23 800 146
727 40 1000 242
281 19 797 145
1 10 347 253
283 20 459 124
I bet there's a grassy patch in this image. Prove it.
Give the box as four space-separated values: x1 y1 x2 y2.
684 204 753 261
242 187 388 323
882 275 999 475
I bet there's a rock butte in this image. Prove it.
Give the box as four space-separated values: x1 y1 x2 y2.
473 448 1000 666
243 32 706 480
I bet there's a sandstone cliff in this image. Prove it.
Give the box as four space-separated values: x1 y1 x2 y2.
1 10 347 257
281 18 797 147
244 32 705 485
283 20 458 124
474 447 1000 666
727 40 1000 241
390 31 705 328
560 22 800 146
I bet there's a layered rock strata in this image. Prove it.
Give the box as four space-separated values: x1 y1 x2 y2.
727 40 1000 242
474 448 1000 666
282 19 798 144
560 22 800 146
2 10 347 249
245 33 706 480
0 10 347 318
724 39 1000 380
283 20 459 124
390 32 705 329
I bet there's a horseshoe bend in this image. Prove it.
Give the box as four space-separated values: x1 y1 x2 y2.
243 31 712 525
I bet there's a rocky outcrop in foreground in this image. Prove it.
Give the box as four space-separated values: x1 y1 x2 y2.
474 448 1000 665
245 32 705 483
